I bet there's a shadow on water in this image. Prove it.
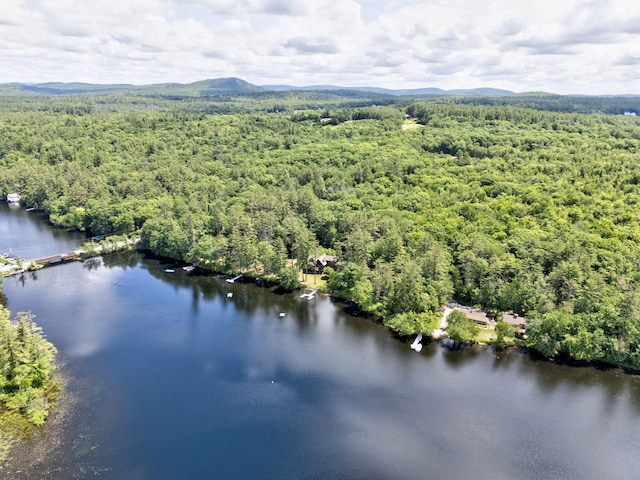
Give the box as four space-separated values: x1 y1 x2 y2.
505 346 640 414
441 341 482 369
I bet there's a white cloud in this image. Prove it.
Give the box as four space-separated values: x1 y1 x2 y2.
0 0 637 93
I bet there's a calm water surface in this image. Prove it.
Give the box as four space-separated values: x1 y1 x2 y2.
0 203 86 259
1 206 640 479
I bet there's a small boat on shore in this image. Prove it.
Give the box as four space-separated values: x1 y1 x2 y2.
299 289 317 300
411 332 423 352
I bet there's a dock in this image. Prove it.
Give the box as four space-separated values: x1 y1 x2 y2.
35 252 81 265
0 238 140 278
431 307 453 339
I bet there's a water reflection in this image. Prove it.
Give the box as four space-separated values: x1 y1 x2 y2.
2 247 640 479
0 203 86 259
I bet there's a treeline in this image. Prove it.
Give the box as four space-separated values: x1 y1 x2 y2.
448 94 640 115
2 96 640 368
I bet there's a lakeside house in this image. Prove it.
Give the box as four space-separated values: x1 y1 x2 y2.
452 306 493 326
307 254 338 274
502 313 527 329
502 312 528 336
451 304 528 330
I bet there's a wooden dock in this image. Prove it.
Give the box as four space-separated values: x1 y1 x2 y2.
0 238 139 278
33 251 81 266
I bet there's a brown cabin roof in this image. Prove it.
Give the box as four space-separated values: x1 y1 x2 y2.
453 306 492 325
502 313 528 326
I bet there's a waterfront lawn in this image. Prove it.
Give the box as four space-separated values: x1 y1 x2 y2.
476 325 497 344
299 271 327 291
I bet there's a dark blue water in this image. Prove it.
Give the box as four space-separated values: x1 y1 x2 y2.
2 206 640 479
0 203 86 258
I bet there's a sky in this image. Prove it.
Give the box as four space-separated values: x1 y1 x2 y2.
1 0 639 95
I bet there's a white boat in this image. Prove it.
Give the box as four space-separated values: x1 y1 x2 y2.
6 193 20 203
227 292 233 298
410 332 423 352
279 312 286 317
183 266 195 272
164 269 175 273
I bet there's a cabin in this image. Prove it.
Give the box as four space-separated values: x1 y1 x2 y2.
501 312 528 336
307 254 338 274
502 312 527 329
453 306 493 326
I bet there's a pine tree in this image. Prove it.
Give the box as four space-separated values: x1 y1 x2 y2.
0 307 57 425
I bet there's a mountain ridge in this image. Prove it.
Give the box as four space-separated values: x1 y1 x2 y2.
261 84 515 96
0 77 264 96
0 77 517 97
1 77 637 98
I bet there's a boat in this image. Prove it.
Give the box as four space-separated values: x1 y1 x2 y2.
164 269 175 273
182 266 195 272
6 193 20 203
299 289 317 300
410 331 423 352
227 292 233 298
279 312 286 317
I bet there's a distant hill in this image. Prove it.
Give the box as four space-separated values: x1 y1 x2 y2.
2 78 639 100
0 77 265 96
0 82 135 96
138 78 265 96
261 84 515 96
0 77 518 98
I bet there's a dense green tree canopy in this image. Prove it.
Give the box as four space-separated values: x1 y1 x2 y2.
2 93 640 368
0 306 57 425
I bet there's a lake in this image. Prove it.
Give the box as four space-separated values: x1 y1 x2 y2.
2 204 640 479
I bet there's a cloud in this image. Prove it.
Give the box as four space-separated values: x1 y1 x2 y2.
202 49 226 59
183 0 309 16
282 37 338 55
509 39 575 56
614 55 640 67
0 0 638 94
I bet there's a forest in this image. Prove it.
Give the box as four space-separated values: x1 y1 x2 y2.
1 90 640 370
